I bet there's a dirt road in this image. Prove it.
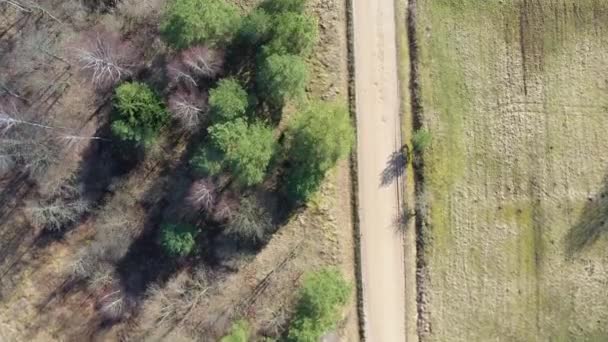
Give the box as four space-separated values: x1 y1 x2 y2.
353 0 407 340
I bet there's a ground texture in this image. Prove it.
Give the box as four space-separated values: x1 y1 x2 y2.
416 0 608 340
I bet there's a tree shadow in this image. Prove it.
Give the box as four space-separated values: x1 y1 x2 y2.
380 147 408 187
565 175 608 257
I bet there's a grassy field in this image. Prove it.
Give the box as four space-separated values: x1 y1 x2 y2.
415 0 608 340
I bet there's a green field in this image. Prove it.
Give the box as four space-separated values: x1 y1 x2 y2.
416 0 608 340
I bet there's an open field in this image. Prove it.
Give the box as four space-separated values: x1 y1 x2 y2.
416 0 608 340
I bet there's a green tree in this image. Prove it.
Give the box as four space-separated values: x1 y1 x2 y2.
209 78 249 123
191 144 225 177
209 118 276 186
111 82 169 146
221 320 250 342
287 268 351 342
159 223 198 257
412 128 432 152
264 12 318 57
237 9 272 46
261 0 306 13
257 54 308 107
161 0 240 49
286 102 354 202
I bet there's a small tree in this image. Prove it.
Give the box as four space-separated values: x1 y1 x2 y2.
221 320 250 342
161 0 240 49
208 78 248 123
287 268 351 342
209 118 276 186
237 9 272 46
191 144 225 177
76 30 139 88
264 12 318 57
286 102 354 202
159 223 198 257
261 0 306 13
225 197 272 243
168 87 208 131
186 179 216 213
111 82 169 146
412 128 431 152
257 54 308 108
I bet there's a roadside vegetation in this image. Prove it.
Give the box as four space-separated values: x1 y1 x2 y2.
0 0 354 340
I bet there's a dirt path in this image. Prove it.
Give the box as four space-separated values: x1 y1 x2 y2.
353 0 409 340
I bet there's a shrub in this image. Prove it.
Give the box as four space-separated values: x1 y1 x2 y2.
286 102 354 202
237 9 272 46
209 118 276 186
221 320 250 342
225 197 273 243
264 12 318 57
111 82 169 146
287 268 351 342
191 144 225 177
257 54 308 107
261 0 306 13
209 78 248 123
412 128 432 152
159 223 198 257
161 0 240 49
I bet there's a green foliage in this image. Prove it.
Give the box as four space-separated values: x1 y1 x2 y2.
412 128 432 152
287 268 351 342
264 12 318 57
161 0 240 49
257 54 308 107
237 9 272 46
191 145 225 177
209 78 249 123
286 102 354 202
111 82 168 146
209 118 276 186
220 320 250 342
226 197 272 243
261 0 306 13
159 223 198 257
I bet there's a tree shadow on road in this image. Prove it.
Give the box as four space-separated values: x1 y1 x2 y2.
380 147 408 187
565 175 608 257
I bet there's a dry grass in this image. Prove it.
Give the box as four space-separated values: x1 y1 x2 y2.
416 0 608 340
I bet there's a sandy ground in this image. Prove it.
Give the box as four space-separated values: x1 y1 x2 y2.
353 0 408 340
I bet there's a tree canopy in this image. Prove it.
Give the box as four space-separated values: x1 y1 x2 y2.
257 54 308 107
286 102 354 202
237 9 272 46
111 82 169 146
261 0 307 14
159 223 198 257
287 269 351 342
264 12 318 57
209 78 249 123
161 0 240 49
209 118 276 186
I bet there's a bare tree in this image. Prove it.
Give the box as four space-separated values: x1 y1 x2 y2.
181 46 224 79
167 58 198 88
168 87 208 131
225 197 273 244
76 30 139 88
186 179 216 213
28 179 90 231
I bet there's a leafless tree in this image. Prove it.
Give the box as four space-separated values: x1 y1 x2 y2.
142 270 211 329
167 58 198 88
168 87 208 131
181 46 224 79
186 179 216 213
0 0 62 23
212 195 238 223
28 179 89 231
98 285 133 320
76 30 139 88
225 197 273 244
